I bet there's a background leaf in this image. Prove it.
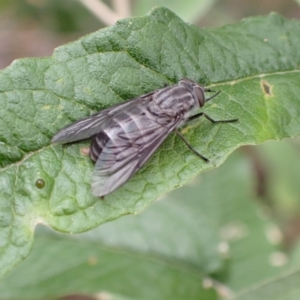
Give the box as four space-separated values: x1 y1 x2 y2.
0 151 289 299
1 7 300 280
232 268 300 300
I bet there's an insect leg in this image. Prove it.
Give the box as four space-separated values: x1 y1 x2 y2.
175 129 209 162
187 112 238 124
201 113 239 124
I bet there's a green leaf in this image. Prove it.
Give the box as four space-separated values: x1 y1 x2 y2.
0 234 218 300
231 269 300 300
256 138 300 218
1 7 300 278
0 151 281 299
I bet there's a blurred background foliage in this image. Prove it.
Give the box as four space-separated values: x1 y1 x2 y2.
1 0 300 298
1 0 300 69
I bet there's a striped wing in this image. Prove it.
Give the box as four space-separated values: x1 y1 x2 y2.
92 117 180 197
51 92 154 144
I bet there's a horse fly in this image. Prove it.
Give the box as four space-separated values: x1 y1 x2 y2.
52 78 238 197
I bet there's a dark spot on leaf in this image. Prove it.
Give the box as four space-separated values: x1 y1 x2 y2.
261 80 273 96
35 179 45 189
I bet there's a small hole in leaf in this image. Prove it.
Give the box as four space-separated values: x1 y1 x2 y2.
261 80 273 96
35 179 45 189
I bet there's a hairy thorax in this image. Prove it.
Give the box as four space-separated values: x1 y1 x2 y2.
147 85 198 124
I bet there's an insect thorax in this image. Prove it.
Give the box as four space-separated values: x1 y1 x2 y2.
147 85 199 122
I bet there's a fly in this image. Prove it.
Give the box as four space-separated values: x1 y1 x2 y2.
52 78 238 197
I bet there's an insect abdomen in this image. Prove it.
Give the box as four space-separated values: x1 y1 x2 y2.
90 131 110 162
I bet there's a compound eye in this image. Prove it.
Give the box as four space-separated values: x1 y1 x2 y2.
193 86 205 107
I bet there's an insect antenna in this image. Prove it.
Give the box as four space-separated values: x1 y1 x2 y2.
205 90 221 102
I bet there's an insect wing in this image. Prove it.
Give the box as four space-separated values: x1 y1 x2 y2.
51 92 154 144
92 118 180 197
